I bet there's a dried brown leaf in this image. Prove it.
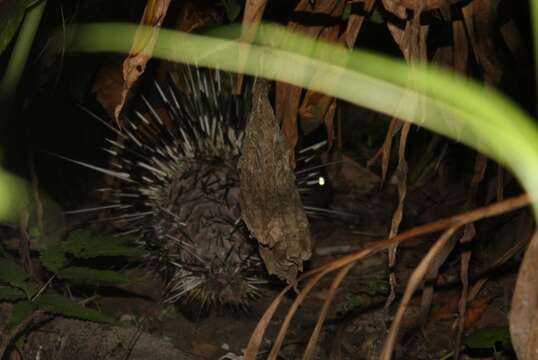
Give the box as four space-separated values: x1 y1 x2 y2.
276 84 303 167
468 211 534 301
386 121 410 306
297 0 345 136
276 0 345 165
382 0 406 50
191 342 221 359
342 0 376 48
462 0 502 85
244 284 291 360
432 46 453 69
244 191 529 360
510 229 538 360
91 57 127 120
384 0 464 11
235 0 267 94
500 19 531 76
453 154 487 358
298 91 336 135
239 80 311 284
419 227 459 324
303 264 354 360
115 0 171 123
381 226 461 360
367 117 401 181
267 270 327 360
453 18 469 74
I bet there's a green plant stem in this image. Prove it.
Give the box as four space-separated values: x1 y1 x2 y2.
0 0 47 132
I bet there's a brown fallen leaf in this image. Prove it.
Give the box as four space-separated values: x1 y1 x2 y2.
91 56 127 119
341 0 376 48
235 0 268 94
384 0 464 11
115 0 172 125
296 0 346 138
239 79 311 284
453 17 469 74
298 90 337 134
462 0 503 85
276 0 345 166
429 294 493 330
191 342 222 359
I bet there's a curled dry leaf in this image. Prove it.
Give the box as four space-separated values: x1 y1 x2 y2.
381 0 406 17
91 57 128 119
461 0 503 85
298 91 336 135
297 0 377 142
384 1 429 306
341 0 376 48
453 154 488 357
115 0 171 124
235 0 268 94
296 0 346 137
276 0 345 165
453 18 469 74
382 226 461 360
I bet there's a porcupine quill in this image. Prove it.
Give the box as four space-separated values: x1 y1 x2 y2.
64 66 332 308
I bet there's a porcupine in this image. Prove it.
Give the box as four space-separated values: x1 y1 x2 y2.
78 66 330 308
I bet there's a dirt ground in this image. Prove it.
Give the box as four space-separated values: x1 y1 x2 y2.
1 155 523 360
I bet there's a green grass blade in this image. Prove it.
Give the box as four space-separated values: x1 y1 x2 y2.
64 22 538 214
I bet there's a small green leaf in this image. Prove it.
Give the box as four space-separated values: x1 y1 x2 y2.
223 0 242 22
0 170 30 224
36 294 115 323
14 331 28 351
8 300 37 329
65 230 144 258
0 286 27 301
342 2 351 21
0 258 29 293
464 326 511 350
58 266 130 285
369 7 384 24
0 1 26 56
0 243 8 257
39 245 67 273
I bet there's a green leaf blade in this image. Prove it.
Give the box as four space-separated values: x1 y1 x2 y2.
7 300 37 329
0 286 27 301
36 294 115 323
57 266 130 285
39 245 67 273
0 258 29 294
65 230 144 258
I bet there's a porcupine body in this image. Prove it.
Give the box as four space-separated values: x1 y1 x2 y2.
95 66 328 308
